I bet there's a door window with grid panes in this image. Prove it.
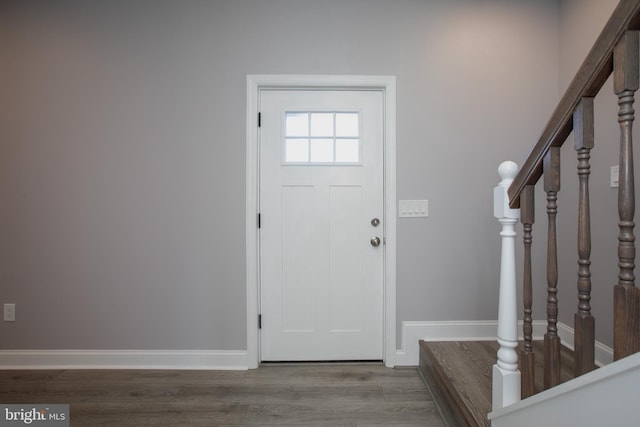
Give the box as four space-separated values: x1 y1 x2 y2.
284 112 360 164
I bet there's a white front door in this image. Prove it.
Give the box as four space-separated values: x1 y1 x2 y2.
259 89 384 361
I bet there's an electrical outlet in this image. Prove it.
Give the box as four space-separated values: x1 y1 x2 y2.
4 304 15 322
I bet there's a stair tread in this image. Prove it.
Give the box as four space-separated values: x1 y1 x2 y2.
418 340 577 427
420 341 496 427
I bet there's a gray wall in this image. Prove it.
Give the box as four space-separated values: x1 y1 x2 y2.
0 0 560 351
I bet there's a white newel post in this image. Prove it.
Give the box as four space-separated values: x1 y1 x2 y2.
492 161 521 411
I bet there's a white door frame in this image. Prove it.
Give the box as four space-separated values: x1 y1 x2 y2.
245 75 396 368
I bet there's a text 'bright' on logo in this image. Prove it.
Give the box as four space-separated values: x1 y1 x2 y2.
0 405 69 426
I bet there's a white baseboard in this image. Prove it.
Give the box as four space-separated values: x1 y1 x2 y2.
556 322 613 367
0 350 248 370
394 320 612 367
0 322 613 370
395 320 545 366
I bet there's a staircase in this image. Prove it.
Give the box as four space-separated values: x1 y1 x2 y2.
418 341 575 427
419 1 640 425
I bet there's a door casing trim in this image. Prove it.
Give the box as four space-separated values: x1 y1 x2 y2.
246 75 396 368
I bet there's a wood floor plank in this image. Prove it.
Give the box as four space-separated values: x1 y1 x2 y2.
0 364 444 426
243 400 443 426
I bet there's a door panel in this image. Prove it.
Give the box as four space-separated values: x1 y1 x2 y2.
259 90 383 361
281 185 314 332
330 185 363 332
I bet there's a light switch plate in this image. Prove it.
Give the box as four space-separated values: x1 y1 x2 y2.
399 200 429 218
611 165 619 188
3 304 15 322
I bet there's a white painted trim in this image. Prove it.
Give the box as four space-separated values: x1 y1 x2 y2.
394 320 614 367
489 351 640 424
557 322 613 367
395 320 547 366
0 350 248 370
246 75 260 370
382 77 397 368
246 75 397 368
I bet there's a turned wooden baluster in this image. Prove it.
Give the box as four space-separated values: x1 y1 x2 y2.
520 185 535 398
613 31 640 360
543 147 561 389
573 97 596 375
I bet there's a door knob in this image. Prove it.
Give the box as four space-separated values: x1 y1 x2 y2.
371 218 380 227
370 237 381 247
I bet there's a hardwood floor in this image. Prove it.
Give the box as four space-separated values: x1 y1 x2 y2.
0 364 445 426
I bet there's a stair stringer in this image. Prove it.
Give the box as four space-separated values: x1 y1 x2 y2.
488 351 640 427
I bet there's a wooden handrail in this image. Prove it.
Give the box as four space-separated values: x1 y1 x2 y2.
508 0 640 208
